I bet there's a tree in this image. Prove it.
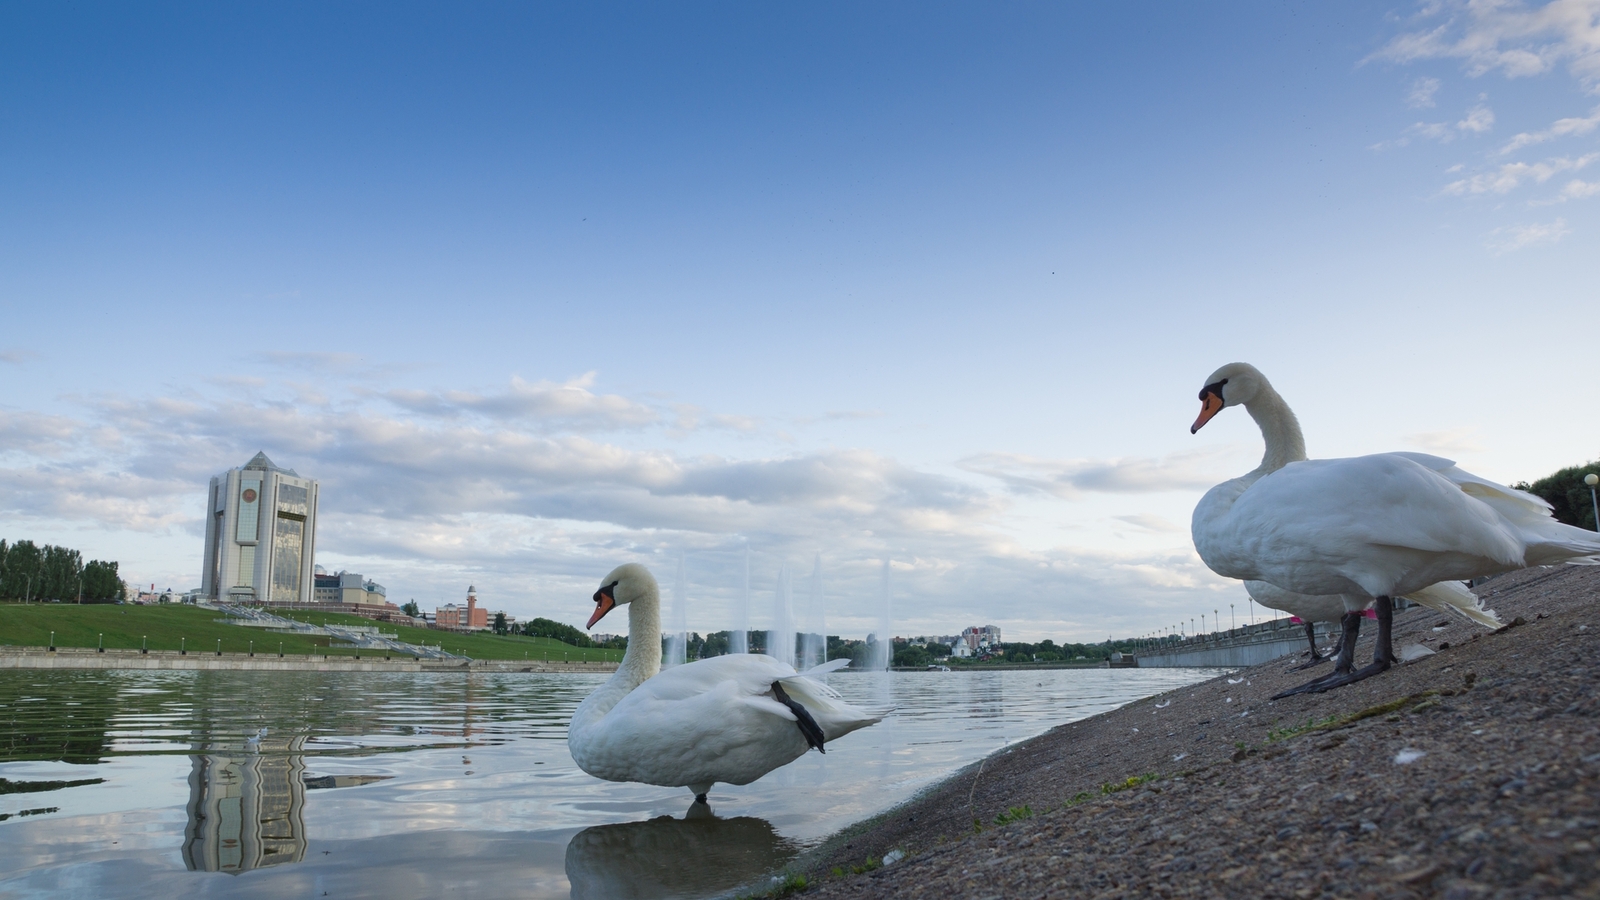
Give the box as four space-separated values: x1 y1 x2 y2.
493 611 509 635
1515 460 1600 531
401 600 421 618
81 560 122 602
893 645 931 668
522 617 594 647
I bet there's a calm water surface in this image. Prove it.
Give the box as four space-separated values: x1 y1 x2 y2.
0 667 1215 899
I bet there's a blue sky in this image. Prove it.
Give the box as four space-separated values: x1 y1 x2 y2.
3 2 1598 642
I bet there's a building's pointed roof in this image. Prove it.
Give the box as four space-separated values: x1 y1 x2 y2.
242 451 298 477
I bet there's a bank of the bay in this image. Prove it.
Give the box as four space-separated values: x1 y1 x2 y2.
0 646 615 673
786 564 1600 899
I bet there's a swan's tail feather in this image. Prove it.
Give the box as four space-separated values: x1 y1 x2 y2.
1401 581 1500 630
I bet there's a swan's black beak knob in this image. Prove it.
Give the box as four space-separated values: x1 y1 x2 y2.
588 584 617 629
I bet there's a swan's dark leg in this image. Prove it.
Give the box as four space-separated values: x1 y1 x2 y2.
771 681 827 753
695 793 708 805
1274 599 1398 698
1289 621 1329 670
1274 609 1364 699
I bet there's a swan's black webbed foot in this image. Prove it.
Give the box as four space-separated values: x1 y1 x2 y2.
1272 598 1395 699
771 681 827 752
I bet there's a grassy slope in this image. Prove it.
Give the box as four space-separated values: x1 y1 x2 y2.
0 603 622 661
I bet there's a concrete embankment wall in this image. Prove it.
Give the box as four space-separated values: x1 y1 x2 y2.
1136 620 1333 668
0 647 616 674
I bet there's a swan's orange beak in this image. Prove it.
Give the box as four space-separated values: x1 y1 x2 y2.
1191 390 1224 434
588 585 616 629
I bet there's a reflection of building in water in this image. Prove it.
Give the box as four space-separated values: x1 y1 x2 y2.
183 735 308 874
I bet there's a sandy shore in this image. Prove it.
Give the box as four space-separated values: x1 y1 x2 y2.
791 564 1600 899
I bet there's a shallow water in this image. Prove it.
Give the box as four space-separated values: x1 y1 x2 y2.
0 666 1215 899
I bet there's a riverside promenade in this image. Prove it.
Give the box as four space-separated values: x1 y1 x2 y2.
797 564 1600 899
0 646 616 674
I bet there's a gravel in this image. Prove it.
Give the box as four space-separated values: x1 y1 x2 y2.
792 564 1600 899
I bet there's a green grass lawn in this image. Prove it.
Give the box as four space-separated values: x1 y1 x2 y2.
0 602 622 662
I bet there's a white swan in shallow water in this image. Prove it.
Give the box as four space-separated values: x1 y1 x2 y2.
567 563 884 804
1191 362 1600 696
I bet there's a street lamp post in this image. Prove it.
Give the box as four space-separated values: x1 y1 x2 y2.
98 633 103 653
1230 603 1235 632
1586 473 1599 531
48 631 54 651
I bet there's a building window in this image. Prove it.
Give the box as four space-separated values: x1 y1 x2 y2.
237 545 256 588
276 483 308 516
271 515 305 603
236 479 262 543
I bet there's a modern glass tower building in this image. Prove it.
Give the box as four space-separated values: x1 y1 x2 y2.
201 452 319 605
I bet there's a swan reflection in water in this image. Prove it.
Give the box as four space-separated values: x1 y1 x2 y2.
565 802 798 900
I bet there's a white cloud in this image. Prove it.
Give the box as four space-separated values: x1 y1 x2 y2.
1500 105 1600 153
1487 217 1571 252
1443 152 1598 193
1558 177 1600 198
1457 104 1496 132
384 373 659 430
1373 0 1600 90
0 349 38 364
1407 75 1443 107
1403 427 1483 455
957 449 1233 499
1112 514 1183 533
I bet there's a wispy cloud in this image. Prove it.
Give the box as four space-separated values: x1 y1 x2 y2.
1403 427 1483 456
1499 105 1600 154
1373 0 1600 90
1487 217 1571 252
1407 75 1442 108
0 349 39 364
384 373 659 430
1443 153 1598 194
957 449 1232 499
1373 102 1496 148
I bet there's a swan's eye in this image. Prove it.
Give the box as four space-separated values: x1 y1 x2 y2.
1199 379 1227 401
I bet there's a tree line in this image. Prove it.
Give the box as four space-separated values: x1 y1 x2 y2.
0 539 124 602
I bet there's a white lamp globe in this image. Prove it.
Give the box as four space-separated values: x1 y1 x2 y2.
1587 473 1599 487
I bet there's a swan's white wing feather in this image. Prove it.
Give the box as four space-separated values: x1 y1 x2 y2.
1402 580 1501 629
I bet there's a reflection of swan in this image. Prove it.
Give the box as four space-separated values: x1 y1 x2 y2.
1191 362 1600 696
564 805 797 900
569 564 883 803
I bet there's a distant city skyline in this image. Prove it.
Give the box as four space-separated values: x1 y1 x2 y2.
2 3 1597 641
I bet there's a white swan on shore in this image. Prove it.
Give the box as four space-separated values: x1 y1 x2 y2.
1191 362 1600 696
567 563 884 803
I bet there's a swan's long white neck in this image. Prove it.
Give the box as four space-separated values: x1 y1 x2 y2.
569 584 661 734
1243 381 1306 477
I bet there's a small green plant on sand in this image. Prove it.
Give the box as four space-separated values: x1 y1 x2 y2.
771 873 808 896
994 805 1033 825
1100 773 1158 795
1267 715 1341 742
1065 790 1093 807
